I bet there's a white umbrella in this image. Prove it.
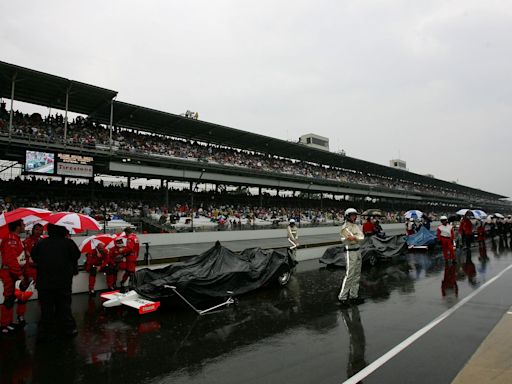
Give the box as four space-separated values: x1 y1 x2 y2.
457 209 487 219
405 210 423 219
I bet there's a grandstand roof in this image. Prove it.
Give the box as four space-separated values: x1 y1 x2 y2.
89 101 506 200
0 61 117 116
0 61 505 199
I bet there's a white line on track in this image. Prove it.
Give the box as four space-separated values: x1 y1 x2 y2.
343 262 512 384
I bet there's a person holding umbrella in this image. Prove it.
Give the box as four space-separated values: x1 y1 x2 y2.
338 208 365 308
362 217 375 237
459 212 474 259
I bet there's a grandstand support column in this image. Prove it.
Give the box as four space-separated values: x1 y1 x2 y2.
127 177 131 189
63 85 70 144
165 180 169 208
8 72 17 140
109 98 114 152
190 181 194 232
259 187 262 207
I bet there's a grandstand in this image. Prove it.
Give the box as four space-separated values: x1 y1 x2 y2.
0 60 510 230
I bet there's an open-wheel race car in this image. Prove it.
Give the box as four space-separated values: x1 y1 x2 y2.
101 241 297 315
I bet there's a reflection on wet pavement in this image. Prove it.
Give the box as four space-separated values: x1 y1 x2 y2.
2 244 512 384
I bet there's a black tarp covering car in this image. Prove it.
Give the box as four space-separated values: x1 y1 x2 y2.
133 241 297 302
319 235 407 267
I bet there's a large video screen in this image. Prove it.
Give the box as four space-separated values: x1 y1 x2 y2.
25 150 55 174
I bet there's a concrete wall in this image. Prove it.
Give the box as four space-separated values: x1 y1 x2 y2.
73 223 407 246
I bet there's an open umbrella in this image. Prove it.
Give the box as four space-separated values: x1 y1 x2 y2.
79 234 117 253
472 210 487 219
361 209 385 217
45 212 101 234
0 207 52 237
456 209 487 219
405 210 423 219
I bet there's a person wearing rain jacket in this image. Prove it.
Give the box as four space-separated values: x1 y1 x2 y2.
338 208 365 308
31 224 80 340
287 219 299 251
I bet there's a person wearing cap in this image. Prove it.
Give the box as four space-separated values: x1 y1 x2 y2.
287 219 299 258
338 208 365 307
437 216 455 263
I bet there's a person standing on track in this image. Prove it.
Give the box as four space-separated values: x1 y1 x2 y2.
437 216 455 263
458 212 473 259
337 208 365 308
119 227 140 290
0 219 26 334
31 224 80 341
287 219 299 259
16 223 43 325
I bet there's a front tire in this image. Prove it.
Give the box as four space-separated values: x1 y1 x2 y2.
276 267 291 286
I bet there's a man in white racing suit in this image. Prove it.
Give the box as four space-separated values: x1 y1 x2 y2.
338 208 365 308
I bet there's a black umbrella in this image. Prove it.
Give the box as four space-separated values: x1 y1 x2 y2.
361 209 385 217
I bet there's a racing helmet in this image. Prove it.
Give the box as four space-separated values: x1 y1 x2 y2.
344 208 358 217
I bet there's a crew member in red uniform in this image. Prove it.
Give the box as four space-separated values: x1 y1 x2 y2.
437 216 455 263
16 223 43 325
102 240 124 291
0 219 26 334
476 221 487 259
362 217 375 237
459 213 474 259
120 227 140 290
85 243 108 296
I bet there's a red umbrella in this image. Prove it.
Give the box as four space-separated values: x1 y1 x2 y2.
0 207 52 237
45 212 101 234
79 234 117 253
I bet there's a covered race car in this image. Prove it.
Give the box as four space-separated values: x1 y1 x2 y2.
406 226 438 250
319 234 407 267
102 241 297 315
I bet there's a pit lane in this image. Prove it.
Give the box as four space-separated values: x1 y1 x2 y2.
3 241 512 384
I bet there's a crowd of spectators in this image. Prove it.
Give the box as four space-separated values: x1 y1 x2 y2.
0 106 498 204
1 177 441 233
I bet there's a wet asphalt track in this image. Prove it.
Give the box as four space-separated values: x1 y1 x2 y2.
2 240 512 384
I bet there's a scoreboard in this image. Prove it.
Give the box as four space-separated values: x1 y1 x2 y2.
25 150 94 178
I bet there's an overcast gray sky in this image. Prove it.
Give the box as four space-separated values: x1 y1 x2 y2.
2 0 511 197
